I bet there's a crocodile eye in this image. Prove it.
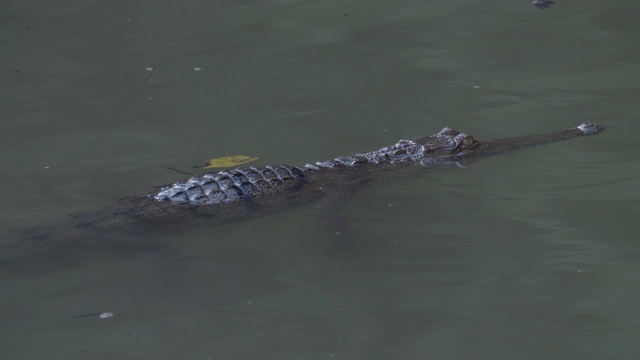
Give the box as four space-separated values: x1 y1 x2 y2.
462 136 476 147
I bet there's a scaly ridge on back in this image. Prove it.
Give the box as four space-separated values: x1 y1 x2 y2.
155 139 428 206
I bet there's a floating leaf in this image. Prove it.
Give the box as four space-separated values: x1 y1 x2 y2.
194 155 258 169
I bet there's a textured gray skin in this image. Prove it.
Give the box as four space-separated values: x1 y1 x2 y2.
7 123 604 246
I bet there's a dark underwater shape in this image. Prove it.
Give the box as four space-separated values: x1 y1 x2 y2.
532 0 555 10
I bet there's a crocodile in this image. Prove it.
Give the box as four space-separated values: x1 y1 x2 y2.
5 123 604 248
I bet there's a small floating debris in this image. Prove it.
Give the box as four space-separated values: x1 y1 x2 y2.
73 311 114 319
472 85 481 89
194 155 258 169
532 0 555 10
193 67 202 72
146 63 157 83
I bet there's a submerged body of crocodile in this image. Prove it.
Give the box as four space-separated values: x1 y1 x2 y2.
5 123 604 248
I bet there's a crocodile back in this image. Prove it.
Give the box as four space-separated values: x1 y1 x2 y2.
154 139 428 206
154 165 308 205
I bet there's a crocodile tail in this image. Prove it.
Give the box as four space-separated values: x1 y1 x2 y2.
2 211 127 260
0 194 162 260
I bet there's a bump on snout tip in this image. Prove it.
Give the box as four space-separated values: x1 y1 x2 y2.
576 122 605 135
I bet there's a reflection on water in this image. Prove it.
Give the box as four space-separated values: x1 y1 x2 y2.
1 1 639 359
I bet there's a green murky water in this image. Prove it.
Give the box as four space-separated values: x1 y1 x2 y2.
1 1 639 359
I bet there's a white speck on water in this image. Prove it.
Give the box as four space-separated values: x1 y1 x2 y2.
246 301 253 305
44 166 50 169
145 67 154 72
388 203 392 207
193 67 202 71
99 312 114 319
147 97 152 100
335 232 340 235
472 85 481 89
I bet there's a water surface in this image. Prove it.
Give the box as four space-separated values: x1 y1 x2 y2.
1 1 639 359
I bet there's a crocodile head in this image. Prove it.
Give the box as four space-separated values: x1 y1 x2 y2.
411 127 481 166
412 122 605 167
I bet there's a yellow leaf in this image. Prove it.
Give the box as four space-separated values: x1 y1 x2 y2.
194 155 258 169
